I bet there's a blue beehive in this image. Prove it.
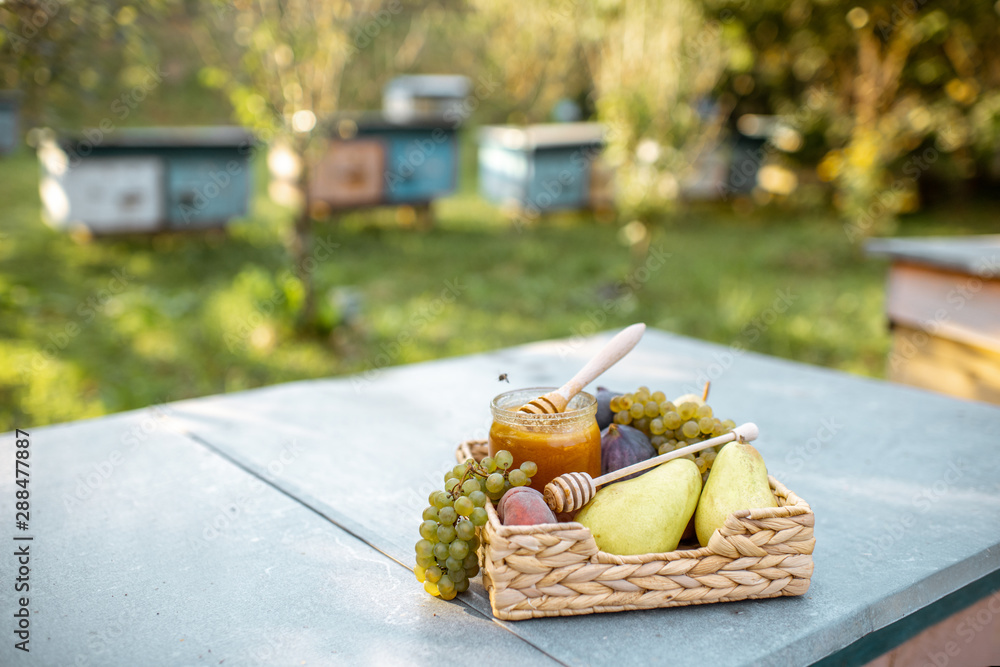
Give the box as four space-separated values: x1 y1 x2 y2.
478 123 610 213
38 127 254 234
305 113 459 210
0 91 23 155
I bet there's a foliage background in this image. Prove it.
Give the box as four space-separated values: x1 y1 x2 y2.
0 0 998 429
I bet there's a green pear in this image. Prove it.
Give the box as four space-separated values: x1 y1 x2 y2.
695 442 778 547
574 459 702 556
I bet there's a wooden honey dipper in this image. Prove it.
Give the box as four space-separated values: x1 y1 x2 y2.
543 422 760 513
518 323 646 415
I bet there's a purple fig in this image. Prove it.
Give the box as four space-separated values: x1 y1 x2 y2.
596 386 623 430
601 423 656 482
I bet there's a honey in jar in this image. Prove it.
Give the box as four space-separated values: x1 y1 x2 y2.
488 387 601 493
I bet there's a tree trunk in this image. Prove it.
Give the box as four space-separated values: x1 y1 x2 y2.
294 149 317 332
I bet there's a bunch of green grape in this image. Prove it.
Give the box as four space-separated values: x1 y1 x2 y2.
609 386 736 477
414 449 537 600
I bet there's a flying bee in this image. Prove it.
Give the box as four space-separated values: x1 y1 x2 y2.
498 373 509 383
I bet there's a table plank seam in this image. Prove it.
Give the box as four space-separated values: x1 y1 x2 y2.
174 425 573 667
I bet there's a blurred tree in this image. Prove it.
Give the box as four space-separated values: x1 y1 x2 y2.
710 0 1000 239
0 1 162 127
458 0 589 124
577 0 732 221
192 0 391 330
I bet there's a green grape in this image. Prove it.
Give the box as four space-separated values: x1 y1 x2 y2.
467 534 480 551
432 491 453 509
428 490 439 505
629 402 645 419
436 524 456 544
609 396 622 412
440 588 457 601
698 417 715 434
695 455 708 474
455 520 476 541
519 461 538 478
445 556 463 572
650 434 667 448
711 421 727 437
681 420 700 439
445 478 460 492
414 565 426 583
678 402 698 420
454 496 474 516
444 471 459 484
662 428 675 439
422 506 438 522
635 386 650 399
618 395 633 410
469 490 487 508
721 419 736 430
419 520 438 541
696 404 714 419
449 540 470 560
453 463 468 478
658 401 676 416
463 553 479 569
415 539 433 558
649 418 665 435
495 450 513 470
704 449 717 464
613 410 632 425
632 417 649 433
486 473 505 493
438 575 455 595
424 580 439 596
470 507 488 526
425 566 442 583
486 488 504 501
644 401 660 418
681 453 696 462
465 562 480 578
438 506 458 525
508 469 528 487
502 480 512 493
651 390 666 403
455 577 470 593
462 479 481 496
416 554 435 569
433 542 450 561
480 456 496 473
448 566 468 582
658 444 671 456
663 411 682 430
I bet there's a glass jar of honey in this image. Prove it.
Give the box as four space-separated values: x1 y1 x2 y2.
488 387 601 493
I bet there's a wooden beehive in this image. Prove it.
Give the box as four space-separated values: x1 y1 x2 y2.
867 235 1000 405
0 91 22 155
477 123 608 213
304 114 459 210
382 75 470 124
38 126 254 234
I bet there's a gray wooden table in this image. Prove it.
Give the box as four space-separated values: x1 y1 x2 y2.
3 328 999 666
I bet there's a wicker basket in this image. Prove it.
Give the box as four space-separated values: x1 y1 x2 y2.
456 440 815 620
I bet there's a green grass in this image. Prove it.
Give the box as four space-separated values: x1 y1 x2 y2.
1 146 996 431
